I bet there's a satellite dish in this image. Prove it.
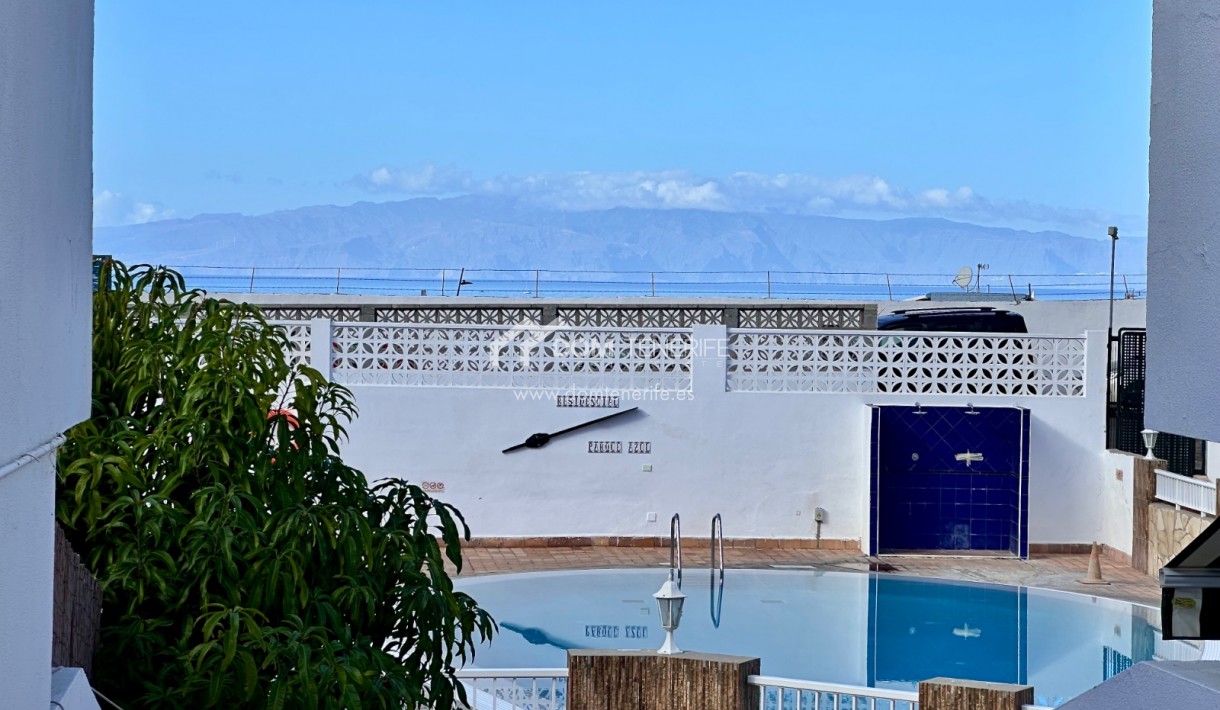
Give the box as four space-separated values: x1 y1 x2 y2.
953 266 973 290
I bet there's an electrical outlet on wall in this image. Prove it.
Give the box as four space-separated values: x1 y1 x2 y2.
646 512 657 523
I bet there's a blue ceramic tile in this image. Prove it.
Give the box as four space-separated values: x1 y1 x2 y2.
874 404 1027 554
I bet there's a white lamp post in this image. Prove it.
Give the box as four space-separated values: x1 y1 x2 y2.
654 570 686 654
1142 428 1159 459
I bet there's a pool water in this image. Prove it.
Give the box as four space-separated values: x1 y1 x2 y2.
457 568 1196 706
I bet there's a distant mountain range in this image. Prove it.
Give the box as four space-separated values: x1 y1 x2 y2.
94 195 1147 276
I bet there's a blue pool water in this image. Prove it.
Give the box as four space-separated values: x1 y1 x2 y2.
457 568 1196 707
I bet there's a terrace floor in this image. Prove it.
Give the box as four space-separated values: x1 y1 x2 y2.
456 546 1161 606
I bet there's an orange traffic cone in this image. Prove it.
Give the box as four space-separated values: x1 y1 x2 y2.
1078 541 1110 585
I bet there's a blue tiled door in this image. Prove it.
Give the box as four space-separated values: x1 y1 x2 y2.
871 405 1028 555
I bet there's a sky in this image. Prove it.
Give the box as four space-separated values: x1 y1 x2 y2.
94 1 1153 236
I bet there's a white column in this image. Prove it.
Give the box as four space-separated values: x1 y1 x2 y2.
310 318 334 381
0 1 94 706
0 454 56 706
690 324 728 400
1146 0 1220 440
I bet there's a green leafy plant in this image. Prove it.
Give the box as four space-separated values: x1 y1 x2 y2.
57 261 494 709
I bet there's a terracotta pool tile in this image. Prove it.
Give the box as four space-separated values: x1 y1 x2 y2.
453 544 1161 606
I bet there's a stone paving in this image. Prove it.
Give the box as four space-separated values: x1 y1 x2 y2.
455 545 1162 606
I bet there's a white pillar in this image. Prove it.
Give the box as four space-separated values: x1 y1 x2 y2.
310 318 334 381
691 324 728 400
1146 0 1220 441
0 1 94 706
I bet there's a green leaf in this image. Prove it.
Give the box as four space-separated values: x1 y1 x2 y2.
55 261 494 708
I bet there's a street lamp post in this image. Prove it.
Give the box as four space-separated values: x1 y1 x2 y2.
1108 226 1119 339
1105 227 1120 450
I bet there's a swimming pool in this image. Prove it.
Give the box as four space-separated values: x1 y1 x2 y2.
457 568 1197 706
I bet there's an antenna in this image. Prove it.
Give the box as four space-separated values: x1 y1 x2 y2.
952 266 973 291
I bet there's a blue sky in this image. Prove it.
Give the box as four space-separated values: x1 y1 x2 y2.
94 1 1152 235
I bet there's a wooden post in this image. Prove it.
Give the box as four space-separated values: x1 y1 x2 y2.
919 678 1033 710
52 525 102 677
1132 456 1168 574
568 650 759 710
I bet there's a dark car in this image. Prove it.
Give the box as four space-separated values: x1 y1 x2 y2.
877 307 1028 333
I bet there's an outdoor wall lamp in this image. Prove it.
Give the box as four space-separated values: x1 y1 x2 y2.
1142 428 1159 459
654 570 686 654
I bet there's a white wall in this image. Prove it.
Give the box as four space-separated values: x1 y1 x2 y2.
1146 0 1220 442
335 327 1112 548
1100 450 1138 557
0 0 93 705
235 293 1146 337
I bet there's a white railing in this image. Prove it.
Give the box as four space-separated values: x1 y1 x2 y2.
446 670 1063 710
180 263 1147 300
726 330 1087 396
749 675 919 710
274 318 1097 396
268 320 312 369
1155 469 1216 516
1154 635 1205 662
328 323 693 390
454 669 568 710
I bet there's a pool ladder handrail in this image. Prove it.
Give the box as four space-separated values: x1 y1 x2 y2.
669 513 683 588
710 513 725 628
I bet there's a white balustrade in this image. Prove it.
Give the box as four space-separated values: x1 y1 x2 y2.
453 669 568 710
443 669 1070 710
1155 469 1217 516
268 320 312 369
749 675 919 710
1154 635 1204 662
329 323 694 390
727 329 1087 396
274 318 1095 397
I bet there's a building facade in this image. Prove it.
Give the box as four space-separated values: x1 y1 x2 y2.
0 1 94 705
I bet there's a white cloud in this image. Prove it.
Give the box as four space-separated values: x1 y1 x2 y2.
94 190 175 227
358 164 477 195
348 164 1135 234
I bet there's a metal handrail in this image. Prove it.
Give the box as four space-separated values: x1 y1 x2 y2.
670 513 682 588
710 513 725 628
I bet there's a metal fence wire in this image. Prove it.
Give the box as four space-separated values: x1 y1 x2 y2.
165 264 1148 301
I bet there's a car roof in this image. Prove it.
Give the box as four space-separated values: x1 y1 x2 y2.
876 307 1028 331
885 307 1016 317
